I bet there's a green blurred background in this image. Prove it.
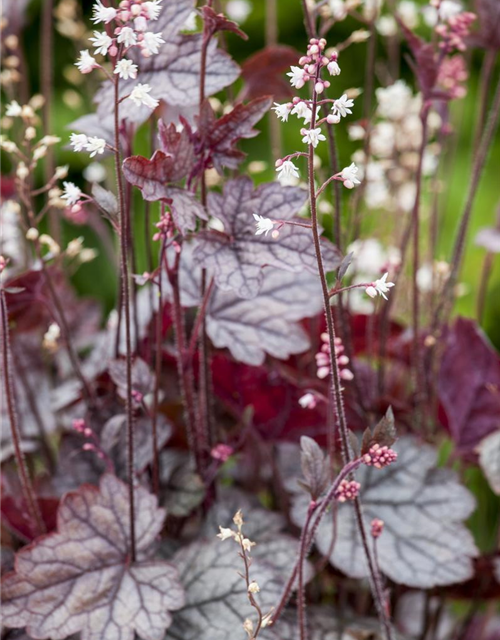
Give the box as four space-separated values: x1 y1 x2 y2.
13 0 500 348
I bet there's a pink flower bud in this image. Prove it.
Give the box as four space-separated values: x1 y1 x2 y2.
109 45 118 57
315 82 324 94
344 179 354 189
371 518 384 538
275 158 283 167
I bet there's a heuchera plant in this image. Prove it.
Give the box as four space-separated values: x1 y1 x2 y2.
1 0 500 639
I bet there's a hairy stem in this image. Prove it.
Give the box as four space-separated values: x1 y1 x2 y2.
1 288 45 536
113 76 136 562
307 82 393 639
151 239 167 495
273 458 363 623
298 503 316 640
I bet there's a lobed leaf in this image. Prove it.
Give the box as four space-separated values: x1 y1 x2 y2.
1 474 185 640
300 436 330 500
290 437 478 588
194 177 342 299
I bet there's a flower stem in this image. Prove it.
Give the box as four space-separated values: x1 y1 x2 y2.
0 288 45 537
307 79 394 640
113 75 136 562
410 106 430 427
151 238 167 495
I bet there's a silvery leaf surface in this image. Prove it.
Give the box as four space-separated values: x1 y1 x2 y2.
194 176 342 299
290 437 478 588
2 475 184 640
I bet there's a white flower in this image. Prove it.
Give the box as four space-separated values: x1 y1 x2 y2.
329 0 347 20
128 83 159 109
70 133 89 152
248 581 260 594
90 31 113 56
253 214 275 236
340 162 361 188
332 94 354 118
83 162 107 183
291 101 318 124
242 538 255 552
217 527 235 541
66 237 84 257
39 135 61 146
226 0 252 22
141 31 165 56
327 59 341 75
365 272 395 300
299 393 317 409
377 15 397 36
143 0 163 20
61 182 82 206
117 27 137 48
375 80 412 120
276 159 300 183
92 0 117 24
287 65 307 89
301 127 326 148
85 136 106 157
75 50 97 74
6 100 22 117
272 102 292 122
134 16 148 32
114 59 138 80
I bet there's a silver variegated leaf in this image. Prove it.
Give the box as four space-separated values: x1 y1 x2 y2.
194 177 342 299
166 242 324 365
290 437 478 588
2 474 184 640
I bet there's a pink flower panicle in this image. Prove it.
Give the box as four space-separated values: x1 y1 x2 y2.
437 55 469 99
371 518 385 539
315 333 353 381
287 37 339 92
436 11 476 53
153 211 174 241
335 479 361 503
363 444 398 469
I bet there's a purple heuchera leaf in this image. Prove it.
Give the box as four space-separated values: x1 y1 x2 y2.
1 474 185 640
438 318 500 454
166 243 326 365
123 125 207 234
398 20 440 99
200 6 249 40
195 98 272 173
194 176 342 299
287 437 478 588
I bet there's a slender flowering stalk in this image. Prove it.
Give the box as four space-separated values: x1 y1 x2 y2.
0 282 45 536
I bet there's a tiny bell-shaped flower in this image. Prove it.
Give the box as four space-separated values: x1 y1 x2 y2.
327 58 341 76
253 214 275 236
272 102 293 122
287 65 307 89
340 162 361 189
301 127 326 148
217 526 236 541
128 83 159 109
298 392 318 409
365 272 395 300
275 158 300 183
75 50 98 74
332 94 354 118
248 581 260 594
92 0 117 24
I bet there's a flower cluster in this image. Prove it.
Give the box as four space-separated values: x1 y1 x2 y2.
71 0 163 155
316 333 353 381
335 479 361 503
348 81 442 213
435 11 476 53
363 444 398 469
